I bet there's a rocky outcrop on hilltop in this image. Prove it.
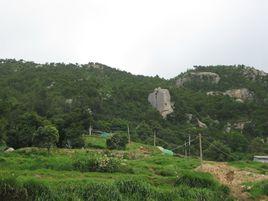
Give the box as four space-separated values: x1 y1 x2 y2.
242 67 267 80
176 72 220 87
207 88 254 102
148 87 174 118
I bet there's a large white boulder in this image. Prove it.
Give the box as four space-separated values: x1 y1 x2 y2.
148 87 174 118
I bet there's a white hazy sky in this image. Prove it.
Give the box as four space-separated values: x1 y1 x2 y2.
0 0 268 78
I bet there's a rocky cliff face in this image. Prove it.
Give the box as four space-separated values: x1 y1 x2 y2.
224 88 254 102
176 72 220 87
148 87 173 118
207 88 254 102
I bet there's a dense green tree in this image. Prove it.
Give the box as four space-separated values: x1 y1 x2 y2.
33 125 59 153
62 127 85 148
136 121 152 141
7 112 44 148
249 137 266 154
224 132 248 152
204 140 233 161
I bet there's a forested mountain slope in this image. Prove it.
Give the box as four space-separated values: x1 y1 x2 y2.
0 59 267 159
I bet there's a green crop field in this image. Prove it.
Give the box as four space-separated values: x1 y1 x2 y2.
0 136 233 201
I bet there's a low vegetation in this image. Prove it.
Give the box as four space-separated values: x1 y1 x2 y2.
229 161 268 174
0 139 234 201
244 180 268 199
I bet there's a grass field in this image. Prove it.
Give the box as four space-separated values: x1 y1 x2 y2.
229 161 268 174
0 136 233 201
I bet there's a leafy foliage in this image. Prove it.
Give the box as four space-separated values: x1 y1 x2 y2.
106 133 128 150
204 140 233 161
33 125 59 153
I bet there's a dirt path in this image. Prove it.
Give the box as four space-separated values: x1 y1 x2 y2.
197 162 268 201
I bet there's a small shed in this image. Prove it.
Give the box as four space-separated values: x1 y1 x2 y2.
253 156 268 163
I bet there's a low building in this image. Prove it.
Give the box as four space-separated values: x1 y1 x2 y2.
253 156 268 163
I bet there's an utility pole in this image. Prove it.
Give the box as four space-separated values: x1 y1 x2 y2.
199 133 203 169
153 131 156 146
127 124 130 143
188 135 191 157
184 141 187 157
89 124 92 135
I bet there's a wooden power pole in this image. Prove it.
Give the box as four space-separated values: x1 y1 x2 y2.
188 135 191 157
89 124 92 135
184 141 187 157
199 133 203 169
127 124 130 143
153 131 156 146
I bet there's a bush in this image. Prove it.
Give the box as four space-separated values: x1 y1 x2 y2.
106 133 128 150
0 176 233 201
0 177 28 201
247 180 268 198
0 141 7 152
116 179 152 200
62 127 85 148
81 183 122 201
23 179 53 200
73 154 121 173
175 171 218 188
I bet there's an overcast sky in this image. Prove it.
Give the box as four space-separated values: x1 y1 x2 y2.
0 0 267 78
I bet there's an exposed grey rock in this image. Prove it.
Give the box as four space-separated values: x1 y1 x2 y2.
233 122 246 130
224 88 254 102
242 67 267 80
224 121 250 132
235 99 244 103
65 99 73 104
225 122 232 133
5 147 14 152
87 62 104 69
176 72 220 87
206 91 222 96
47 81 55 89
207 88 254 102
197 118 207 128
148 87 174 118
185 113 193 122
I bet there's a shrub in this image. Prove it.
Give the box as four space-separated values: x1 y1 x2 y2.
116 179 152 200
33 125 59 154
73 154 121 173
23 179 53 200
247 180 268 198
62 127 85 148
106 133 128 150
0 177 28 201
175 171 218 188
0 142 7 152
81 183 122 201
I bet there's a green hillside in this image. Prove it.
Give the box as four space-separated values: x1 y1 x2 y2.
0 59 268 160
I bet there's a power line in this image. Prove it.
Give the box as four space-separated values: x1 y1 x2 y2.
171 136 198 151
203 138 238 160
